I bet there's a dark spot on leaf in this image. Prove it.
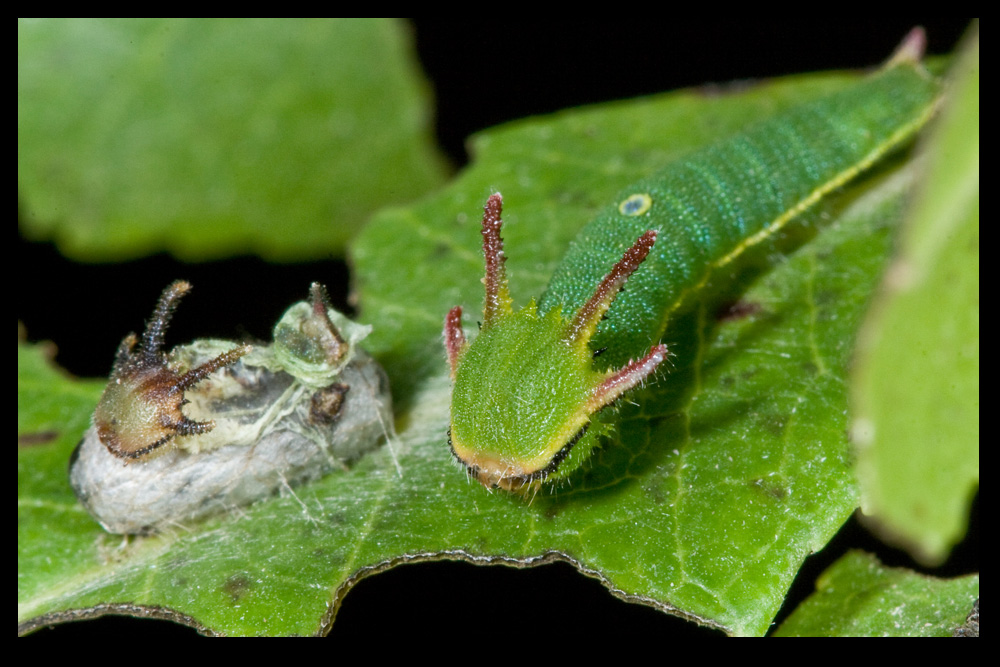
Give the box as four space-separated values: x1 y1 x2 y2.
643 477 669 505
18 430 59 446
221 574 252 603
313 547 346 570
716 300 763 323
751 477 788 501
813 288 838 308
753 411 787 437
911 500 930 521
800 360 820 376
542 504 562 521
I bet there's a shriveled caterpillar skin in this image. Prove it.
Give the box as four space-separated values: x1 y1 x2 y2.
71 347 389 534
541 62 940 370
445 44 940 493
71 283 391 534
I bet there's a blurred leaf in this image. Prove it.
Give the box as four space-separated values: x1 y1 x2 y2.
18 18 448 262
851 28 979 565
775 551 979 636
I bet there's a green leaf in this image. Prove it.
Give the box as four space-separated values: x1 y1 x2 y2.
18 18 448 262
17 63 969 636
354 72 922 636
851 28 979 565
774 551 979 636
18 339 110 625
19 334 403 636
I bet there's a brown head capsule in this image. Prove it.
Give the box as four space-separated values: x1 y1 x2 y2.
93 280 251 461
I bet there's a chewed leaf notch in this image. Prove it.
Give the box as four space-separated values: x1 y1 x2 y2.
444 194 667 492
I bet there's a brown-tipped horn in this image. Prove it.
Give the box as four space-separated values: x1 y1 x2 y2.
481 193 513 326
886 27 926 67
444 306 467 379
565 230 657 345
586 344 668 413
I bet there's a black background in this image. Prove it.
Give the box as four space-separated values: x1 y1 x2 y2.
20 19 976 639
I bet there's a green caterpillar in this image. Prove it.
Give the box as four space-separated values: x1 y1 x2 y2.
444 33 941 493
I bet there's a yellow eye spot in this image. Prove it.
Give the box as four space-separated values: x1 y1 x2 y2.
618 193 652 217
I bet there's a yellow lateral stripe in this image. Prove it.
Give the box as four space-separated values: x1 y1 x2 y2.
652 97 940 339
714 104 940 270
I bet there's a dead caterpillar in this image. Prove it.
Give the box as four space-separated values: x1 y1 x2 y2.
70 281 391 534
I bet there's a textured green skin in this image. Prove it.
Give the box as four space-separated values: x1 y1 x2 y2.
541 64 940 368
451 303 613 482
450 62 939 487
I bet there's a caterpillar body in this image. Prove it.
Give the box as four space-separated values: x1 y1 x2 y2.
70 282 391 534
444 34 940 493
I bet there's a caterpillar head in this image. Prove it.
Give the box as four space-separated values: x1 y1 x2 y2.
93 281 250 462
444 194 667 493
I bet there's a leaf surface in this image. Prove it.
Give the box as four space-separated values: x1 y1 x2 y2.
775 550 979 636
19 63 968 636
18 18 447 261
